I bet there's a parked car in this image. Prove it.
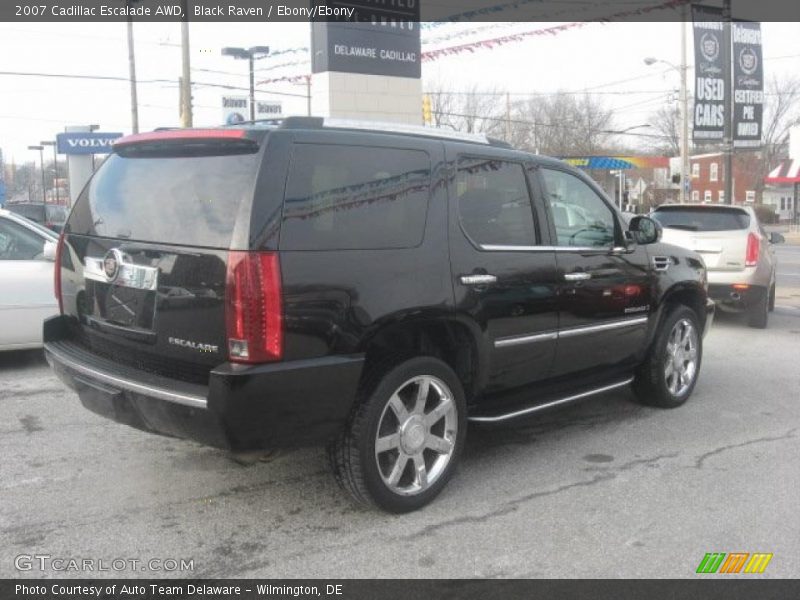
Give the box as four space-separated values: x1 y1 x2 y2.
651 204 782 328
44 119 713 512
6 202 68 232
0 209 60 350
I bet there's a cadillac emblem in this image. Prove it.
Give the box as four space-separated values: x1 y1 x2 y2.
103 248 124 282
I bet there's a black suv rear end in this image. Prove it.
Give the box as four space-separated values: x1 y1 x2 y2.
46 119 713 512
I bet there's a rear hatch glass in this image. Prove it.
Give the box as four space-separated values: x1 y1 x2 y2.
68 144 261 248
651 206 750 231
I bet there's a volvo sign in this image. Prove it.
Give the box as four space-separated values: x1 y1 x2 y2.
57 132 123 155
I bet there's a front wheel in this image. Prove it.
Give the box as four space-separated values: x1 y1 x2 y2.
633 306 702 408
328 356 467 513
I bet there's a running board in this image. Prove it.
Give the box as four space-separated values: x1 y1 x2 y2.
467 378 634 424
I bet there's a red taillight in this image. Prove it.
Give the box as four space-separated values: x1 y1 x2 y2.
225 251 283 363
54 232 64 314
745 232 759 267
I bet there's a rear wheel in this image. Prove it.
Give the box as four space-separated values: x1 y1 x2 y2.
633 305 702 408
748 288 769 329
328 356 466 513
768 282 776 312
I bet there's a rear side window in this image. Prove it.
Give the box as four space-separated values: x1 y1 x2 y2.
280 144 430 251
9 204 44 222
652 207 750 231
456 157 536 247
45 205 68 223
69 150 260 248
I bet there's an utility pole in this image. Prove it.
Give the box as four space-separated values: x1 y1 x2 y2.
180 10 193 127
505 92 511 141
680 14 690 204
28 145 45 203
722 0 734 205
126 9 140 134
306 76 312 117
40 140 59 205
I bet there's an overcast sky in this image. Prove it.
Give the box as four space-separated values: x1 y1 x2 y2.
1 20 799 162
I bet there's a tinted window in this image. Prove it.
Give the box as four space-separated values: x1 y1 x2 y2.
8 204 45 222
539 168 616 247
0 218 46 260
280 144 430 251
651 207 750 231
69 151 260 248
45 205 68 223
456 157 536 247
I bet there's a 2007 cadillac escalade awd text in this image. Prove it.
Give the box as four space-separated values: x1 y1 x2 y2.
44 118 714 512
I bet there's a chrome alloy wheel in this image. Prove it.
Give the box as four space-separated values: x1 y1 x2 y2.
664 318 698 397
374 375 458 496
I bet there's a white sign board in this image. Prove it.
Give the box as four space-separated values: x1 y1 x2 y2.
255 101 283 120
222 96 248 125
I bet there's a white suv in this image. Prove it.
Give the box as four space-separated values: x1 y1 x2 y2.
651 204 784 328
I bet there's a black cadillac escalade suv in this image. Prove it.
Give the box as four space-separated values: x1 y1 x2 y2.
45 118 714 512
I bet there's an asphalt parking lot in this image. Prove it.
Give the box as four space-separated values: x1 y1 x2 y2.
1 245 798 579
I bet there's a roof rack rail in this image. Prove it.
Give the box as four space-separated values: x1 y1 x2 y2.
276 116 497 146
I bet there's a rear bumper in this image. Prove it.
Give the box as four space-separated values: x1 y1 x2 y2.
708 284 767 312
44 316 364 451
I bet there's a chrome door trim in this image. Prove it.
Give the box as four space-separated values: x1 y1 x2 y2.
459 274 498 286
480 244 608 253
559 316 648 338
44 343 208 409
468 378 634 423
564 272 591 281
495 331 558 348
493 316 648 348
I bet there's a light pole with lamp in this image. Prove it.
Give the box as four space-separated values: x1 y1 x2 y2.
27 145 46 204
40 140 59 205
221 46 271 121
645 42 690 203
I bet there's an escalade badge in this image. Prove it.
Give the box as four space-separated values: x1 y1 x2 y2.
103 248 124 282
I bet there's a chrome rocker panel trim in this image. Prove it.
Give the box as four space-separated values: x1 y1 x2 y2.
468 378 634 423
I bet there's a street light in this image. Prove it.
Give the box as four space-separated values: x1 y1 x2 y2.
40 140 59 205
222 46 270 121
645 48 690 204
27 145 46 204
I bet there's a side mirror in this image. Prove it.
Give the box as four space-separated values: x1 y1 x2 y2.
42 240 57 261
628 216 662 245
769 232 785 244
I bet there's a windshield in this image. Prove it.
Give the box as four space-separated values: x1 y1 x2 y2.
652 207 750 232
69 148 260 248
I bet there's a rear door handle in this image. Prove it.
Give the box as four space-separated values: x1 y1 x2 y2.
564 272 591 282
460 274 497 286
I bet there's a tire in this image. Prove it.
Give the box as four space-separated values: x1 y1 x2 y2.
633 305 702 409
747 288 769 329
328 356 467 513
768 282 776 312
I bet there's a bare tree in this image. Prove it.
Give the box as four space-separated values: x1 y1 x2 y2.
510 92 615 156
647 104 682 156
423 82 508 138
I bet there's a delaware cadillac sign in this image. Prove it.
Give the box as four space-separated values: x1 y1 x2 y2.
311 0 421 78
56 132 123 155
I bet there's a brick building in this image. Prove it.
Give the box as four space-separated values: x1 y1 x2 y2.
684 151 762 205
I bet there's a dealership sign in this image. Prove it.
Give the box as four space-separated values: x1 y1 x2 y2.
692 6 764 147
222 95 248 124
56 132 123 155
311 0 421 79
732 21 763 148
256 100 283 119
